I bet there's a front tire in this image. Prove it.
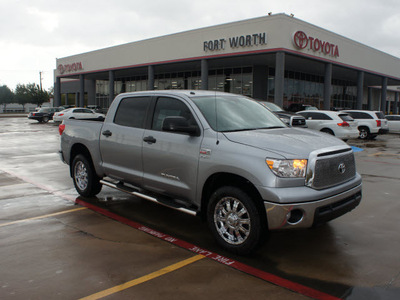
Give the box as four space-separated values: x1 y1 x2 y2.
207 186 266 255
72 154 102 197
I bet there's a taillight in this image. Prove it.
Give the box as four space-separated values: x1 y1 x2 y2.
59 124 65 136
58 113 64 116
376 120 381 127
337 122 350 127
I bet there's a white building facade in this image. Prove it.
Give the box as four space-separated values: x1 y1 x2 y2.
54 14 400 114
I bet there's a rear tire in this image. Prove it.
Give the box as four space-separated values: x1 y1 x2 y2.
72 154 102 197
207 186 267 255
321 128 334 135
358 127 370 139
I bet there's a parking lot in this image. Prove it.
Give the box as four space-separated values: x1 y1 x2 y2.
1 116 400 300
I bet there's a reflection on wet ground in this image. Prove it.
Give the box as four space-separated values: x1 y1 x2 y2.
1 118 400 299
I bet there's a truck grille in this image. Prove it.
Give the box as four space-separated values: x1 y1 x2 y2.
308 150 356 190
291 117 306 127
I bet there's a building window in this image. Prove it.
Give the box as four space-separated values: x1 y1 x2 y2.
208 67 253 97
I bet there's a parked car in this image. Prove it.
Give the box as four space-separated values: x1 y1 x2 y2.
260 101 307 127
28 107 62 123
342 110 389 139
385 115 400 133
287 103 318 112
59 90 362 254
53 108 105 122
297 110 359 140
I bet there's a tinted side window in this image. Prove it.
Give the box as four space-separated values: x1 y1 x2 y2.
375 112 385 119
339 114 354 122
114 97 151 128
307 112 332 120
348 112 373 119
152 97 196 131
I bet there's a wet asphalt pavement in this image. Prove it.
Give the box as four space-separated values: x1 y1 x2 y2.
0 117 399 299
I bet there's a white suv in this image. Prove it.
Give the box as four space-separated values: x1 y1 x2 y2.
342 110 389 139
297 110 359 140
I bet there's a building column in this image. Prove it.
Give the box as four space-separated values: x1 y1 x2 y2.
274 52 285 107
201 59 208 90
87 79 96 105
108 70 115 106
54 77 61 107
75 93 79 106
381 77 388 113
253 65 268 100
368 87 373 110
356 71 364 109
148 65 154 90
323 63 332 110
395 92 399 115
79 74 85 107
65 93 69 105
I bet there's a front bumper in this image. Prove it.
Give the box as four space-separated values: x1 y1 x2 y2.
264 183 362 230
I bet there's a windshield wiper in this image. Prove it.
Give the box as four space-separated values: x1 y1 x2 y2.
221 126 285 132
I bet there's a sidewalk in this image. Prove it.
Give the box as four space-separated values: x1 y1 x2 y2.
0 114 27 118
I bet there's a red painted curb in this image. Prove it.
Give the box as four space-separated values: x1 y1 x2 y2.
75 198 341 300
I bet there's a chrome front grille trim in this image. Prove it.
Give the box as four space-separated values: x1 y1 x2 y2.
306 146 355 190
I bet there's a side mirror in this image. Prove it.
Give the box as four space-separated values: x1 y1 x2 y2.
162 116 200 136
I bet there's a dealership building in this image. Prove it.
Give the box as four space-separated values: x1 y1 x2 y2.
54 13 400 114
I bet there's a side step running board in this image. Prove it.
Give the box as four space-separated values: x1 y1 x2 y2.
100 179 197 217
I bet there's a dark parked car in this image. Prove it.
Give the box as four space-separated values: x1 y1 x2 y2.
28 107 62 123
260 101 307 127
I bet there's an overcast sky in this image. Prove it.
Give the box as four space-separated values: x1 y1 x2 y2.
1 0 400 91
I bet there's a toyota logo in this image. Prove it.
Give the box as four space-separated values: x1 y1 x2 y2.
293 31 308 49
338 163 346 174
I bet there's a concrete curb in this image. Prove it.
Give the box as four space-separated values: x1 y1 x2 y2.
0 114 28 118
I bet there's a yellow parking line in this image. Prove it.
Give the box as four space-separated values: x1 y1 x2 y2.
0 207 87 227
79 254 205 300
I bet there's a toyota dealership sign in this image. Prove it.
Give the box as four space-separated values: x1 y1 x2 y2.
293 31 339 58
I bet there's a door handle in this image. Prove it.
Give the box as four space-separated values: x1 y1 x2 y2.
102 130 112 137
143 136 156 144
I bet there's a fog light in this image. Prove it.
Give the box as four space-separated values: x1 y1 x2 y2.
286 209 304 225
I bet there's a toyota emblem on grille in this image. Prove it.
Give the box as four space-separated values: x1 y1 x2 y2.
338 163 346 174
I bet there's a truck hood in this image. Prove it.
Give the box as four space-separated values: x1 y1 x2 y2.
223 128 348 158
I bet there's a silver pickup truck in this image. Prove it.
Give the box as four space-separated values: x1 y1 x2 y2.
59 90 362 254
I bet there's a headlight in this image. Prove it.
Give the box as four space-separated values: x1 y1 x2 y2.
279 116 290 125
266 158 307 178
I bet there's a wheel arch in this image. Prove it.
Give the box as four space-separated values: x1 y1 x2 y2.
320 128 335 135
200 172 266 223
69 143 94 178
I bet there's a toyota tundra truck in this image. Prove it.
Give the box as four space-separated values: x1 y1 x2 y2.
59 90 362 254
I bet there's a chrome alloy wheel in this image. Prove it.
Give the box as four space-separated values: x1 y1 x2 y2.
213 197 251 245
74 161 88 191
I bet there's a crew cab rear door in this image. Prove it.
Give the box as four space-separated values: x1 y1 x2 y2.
142 96 203 203
99 96 152 185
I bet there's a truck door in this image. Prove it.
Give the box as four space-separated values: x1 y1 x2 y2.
142 96 202 203
99 96 152 185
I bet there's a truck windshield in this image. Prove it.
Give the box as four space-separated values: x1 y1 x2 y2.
191 95 286 132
